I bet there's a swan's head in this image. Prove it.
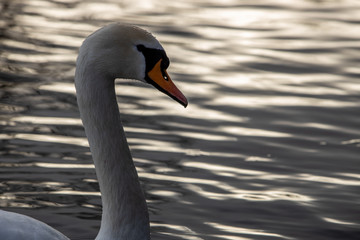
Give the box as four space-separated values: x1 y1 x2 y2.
77 23 188 107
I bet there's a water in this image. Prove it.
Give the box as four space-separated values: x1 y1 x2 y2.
1 0 360 239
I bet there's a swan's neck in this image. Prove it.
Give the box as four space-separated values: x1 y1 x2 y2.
75 69 150 240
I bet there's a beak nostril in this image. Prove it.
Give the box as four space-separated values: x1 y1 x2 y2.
146 59 188 107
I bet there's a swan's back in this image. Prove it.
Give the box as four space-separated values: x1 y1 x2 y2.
0 210 69 240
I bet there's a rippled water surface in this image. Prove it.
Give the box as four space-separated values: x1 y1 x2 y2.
1 0 360 239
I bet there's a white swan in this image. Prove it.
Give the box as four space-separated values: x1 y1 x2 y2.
0 23 188 240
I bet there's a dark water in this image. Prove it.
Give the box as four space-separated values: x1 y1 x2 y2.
1 0 360 239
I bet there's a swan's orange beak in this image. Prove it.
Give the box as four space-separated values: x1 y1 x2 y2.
147 59 188 108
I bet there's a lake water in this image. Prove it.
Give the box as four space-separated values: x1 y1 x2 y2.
1 0 360 239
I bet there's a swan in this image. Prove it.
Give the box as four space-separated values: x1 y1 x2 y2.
0 23 188 240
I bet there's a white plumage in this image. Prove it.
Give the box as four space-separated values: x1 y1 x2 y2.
0 23 187 240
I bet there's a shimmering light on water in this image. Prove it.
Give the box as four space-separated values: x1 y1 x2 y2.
322 217 359 227
1 0 360 239
0 133 88 147
205 222 293 240
11 116 82 125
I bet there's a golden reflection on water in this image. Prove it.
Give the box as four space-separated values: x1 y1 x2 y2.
11 116 82 126
205 222 293 240
151 222 204 240
322 217 359 227
0 133 88 147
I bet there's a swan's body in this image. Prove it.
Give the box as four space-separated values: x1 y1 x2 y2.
0 210 69 240
0 23 187 240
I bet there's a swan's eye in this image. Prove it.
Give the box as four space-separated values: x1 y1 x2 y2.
136 44 170 78
161 57 170 70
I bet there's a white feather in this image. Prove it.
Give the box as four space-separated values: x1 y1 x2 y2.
0 23 170 240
